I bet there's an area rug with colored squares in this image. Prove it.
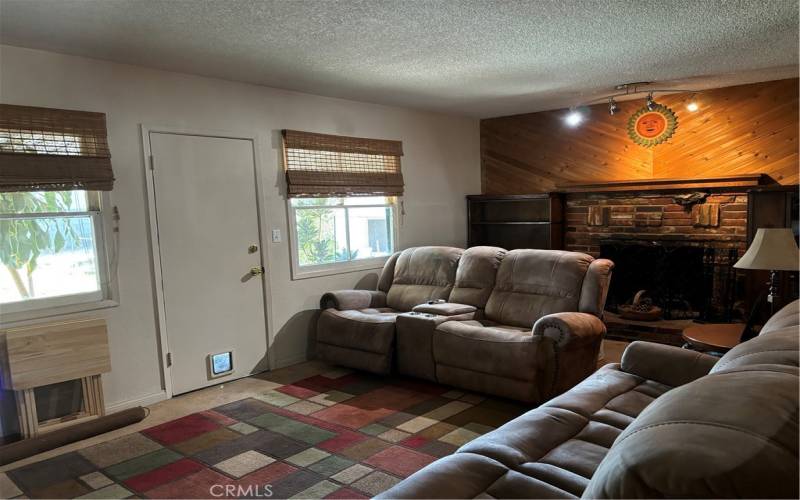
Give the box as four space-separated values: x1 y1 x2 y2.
3 369 529 499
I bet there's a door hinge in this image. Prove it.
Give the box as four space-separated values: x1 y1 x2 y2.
166 352 172 367
149 154 155 170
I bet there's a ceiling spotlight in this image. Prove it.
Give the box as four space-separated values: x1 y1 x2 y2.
646 93 657 111
608 98 620 115
565 109 584 127
686 101 699 112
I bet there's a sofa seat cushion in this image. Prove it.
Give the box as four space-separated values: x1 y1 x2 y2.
433 320 542 382
453 365 672 496
317 307 400 354
375 452 581 499
444 319 531 334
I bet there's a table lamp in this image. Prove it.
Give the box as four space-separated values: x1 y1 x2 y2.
734 227 799 339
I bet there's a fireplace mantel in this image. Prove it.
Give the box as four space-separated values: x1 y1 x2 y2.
557 174 771 193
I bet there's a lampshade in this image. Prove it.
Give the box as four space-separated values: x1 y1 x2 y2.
734 228 799 271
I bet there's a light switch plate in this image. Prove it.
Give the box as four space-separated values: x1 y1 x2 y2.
271 229 281 243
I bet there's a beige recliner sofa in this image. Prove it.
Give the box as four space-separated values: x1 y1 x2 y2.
317 245 614 402
378 300 800 499
429 248 614 402
316 246 463 374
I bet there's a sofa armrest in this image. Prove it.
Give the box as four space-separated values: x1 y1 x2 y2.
320 290 387 310
579 258 615 316
621 341 718 387
412 302 476 318
533 312 607 399
532 311 606 348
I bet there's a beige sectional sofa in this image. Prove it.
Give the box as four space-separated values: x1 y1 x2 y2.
316 246 614 402
378 300 800 499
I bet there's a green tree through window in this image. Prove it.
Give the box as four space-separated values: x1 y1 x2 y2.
291 197 393 271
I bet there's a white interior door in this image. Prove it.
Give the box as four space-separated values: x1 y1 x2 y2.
149 132 268 395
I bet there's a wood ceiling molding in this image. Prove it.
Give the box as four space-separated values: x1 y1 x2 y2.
480 78 799 194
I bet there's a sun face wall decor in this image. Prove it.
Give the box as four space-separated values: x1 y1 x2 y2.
627 103 678 147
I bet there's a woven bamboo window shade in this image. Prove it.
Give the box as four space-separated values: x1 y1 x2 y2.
0 104 114 192
283 129 404 197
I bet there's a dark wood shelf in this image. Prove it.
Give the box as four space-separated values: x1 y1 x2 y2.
471 221 551 225
467 194 554 201
467 193 563 250
556 174 772 193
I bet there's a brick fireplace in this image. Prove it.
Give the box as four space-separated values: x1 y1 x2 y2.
561 175 764 345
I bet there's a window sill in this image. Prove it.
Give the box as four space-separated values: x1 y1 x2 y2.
291 257 389 280
0 299 119 328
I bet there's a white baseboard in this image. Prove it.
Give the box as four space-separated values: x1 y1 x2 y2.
105 390 168 413
103 355 311 413
273 353 308 370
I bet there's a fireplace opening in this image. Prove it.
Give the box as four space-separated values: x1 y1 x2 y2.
600 241 738 322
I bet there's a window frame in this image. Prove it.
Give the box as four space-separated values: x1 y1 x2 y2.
287 196 399 280
0 190 118 325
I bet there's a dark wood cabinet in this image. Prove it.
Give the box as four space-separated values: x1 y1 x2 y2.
467 194 563 250
747 186 799 241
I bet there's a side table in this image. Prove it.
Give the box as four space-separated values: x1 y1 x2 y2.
681 323 744 356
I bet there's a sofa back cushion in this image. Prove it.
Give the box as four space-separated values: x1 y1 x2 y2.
484 250 594 328
583 363 799 499
386 246 463 311
710 325 799 373
761 298 799 334
448 246 506 309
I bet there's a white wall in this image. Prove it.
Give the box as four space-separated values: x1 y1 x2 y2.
0 45 480 422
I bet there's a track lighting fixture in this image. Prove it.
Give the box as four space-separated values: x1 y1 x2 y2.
686 101 699 112
608 98 620 115
685 93 699 112
646 93 657 111
564 83 704 124
564 109 584 127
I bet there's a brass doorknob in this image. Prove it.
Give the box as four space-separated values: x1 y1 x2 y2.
250 266 265 276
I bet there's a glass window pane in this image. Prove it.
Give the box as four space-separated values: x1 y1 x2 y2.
291 196 390 208
0 215 101 304
347 206 393 260
343 196 389 206
0 191 89 215
295 207 349 266
291 197 343 208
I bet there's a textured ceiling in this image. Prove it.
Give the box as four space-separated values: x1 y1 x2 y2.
1 0 797 117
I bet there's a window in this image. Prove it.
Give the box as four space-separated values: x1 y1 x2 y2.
0 190 110 314
289 196 396 278
0 104 115 319
282 130 404 279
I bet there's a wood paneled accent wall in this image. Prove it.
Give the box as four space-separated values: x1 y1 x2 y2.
481 78 799 193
